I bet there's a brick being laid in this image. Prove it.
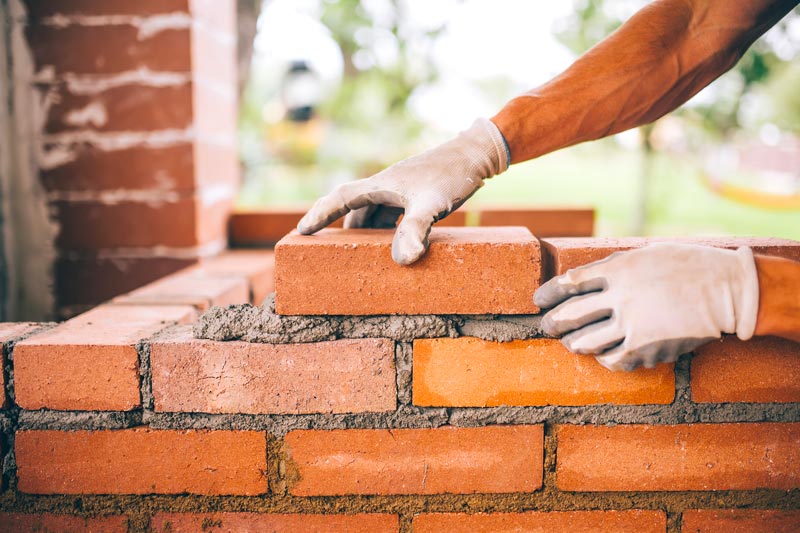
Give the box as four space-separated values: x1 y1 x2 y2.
275 227 541 315
541 236 800 277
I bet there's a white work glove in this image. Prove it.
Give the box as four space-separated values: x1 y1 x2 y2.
534 243 760 371
297 118 509 265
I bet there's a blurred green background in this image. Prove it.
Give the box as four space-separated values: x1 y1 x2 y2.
237 0 800 239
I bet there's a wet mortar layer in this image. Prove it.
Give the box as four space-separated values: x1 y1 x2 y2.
193 295 544 343
1 318 799 531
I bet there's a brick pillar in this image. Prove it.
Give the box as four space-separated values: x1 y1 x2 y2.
22 0 239 318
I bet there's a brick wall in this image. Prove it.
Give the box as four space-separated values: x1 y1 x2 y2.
7 0 238 319
0 229 797 532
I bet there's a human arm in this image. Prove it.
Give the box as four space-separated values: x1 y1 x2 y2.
299 0 798 264
534 244 800 372
493 0 799 163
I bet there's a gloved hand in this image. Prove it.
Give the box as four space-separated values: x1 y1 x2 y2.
297 118 509 265
534 243 760 371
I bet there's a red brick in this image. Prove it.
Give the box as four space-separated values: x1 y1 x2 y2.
413 338 674 407
541 237 800 278
195 250 275 304
41 144 196 192
151 513 399 533
0 323 43 408
45 84 193 134
681 509 800 533
557 423 800 491
0 513 127 532
114 267 248 310
55 255 197 307
479 207 595 237
24 0 189 18
188 0 236 34
194 141 240 189
229 210 340 247
53 196 228 250
151 328 395 414
692 336 800 403
14 304 195 410
16 428 266 495
275 227 541 315
284 426 543 495
27 25 191 75
413 511 666 533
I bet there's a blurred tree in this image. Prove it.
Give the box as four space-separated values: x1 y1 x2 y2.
555 0 798 232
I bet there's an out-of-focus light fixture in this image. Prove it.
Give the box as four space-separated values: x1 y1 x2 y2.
281 60 321 122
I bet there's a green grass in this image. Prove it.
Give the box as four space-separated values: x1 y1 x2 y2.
238 142 800 240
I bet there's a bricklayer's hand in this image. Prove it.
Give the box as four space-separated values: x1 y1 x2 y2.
297 118 509 265
534 243 760 371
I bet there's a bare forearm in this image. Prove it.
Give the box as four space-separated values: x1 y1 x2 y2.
493 0 797 163
754 255 800 342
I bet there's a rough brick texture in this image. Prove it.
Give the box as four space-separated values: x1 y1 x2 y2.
541 236 800 277
284 426 543 495
413 510 666 533
113 268 249 310
413 337 674 406
681 509 800 533
14 305 195 411
692 336 800 403
275 227 541 315
0 513 127 532
16 428 266 495
0 323 42 408
557 423 800 491
151 513 399 532
194 250 275 305
151 328 395 414
479 207 595 237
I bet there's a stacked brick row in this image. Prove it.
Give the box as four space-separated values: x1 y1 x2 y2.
19 0 239 317
0 230 798 531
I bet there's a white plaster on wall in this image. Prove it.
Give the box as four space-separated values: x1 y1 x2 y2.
63 100 108 128
1 0 58 319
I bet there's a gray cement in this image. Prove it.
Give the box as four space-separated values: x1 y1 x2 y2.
194 294 544 343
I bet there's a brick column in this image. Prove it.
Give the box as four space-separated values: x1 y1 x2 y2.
22 0 238 318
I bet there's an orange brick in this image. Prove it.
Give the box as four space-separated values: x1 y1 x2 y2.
40 144 196 192
541 237 800 278
45 84 193 134
413 510 666 533
151 329 395 414
284 426 543 495
681 509 800 533
14 304 195 411
0 513 127 532
692 336 800 403
53 196 227 250
151 513 399 533
229 209 342 247
24 0 188 17
114 268 248 310
195 250 275 304
16 428 266 495
479 207 594 237
275 227 540 315
56 255 197 308
557 423 800 491
0 323 42 408
27 25 191 75
413 338 674 407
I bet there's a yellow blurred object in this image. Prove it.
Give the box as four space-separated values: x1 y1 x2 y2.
701 172 800 210
265 118 325 165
